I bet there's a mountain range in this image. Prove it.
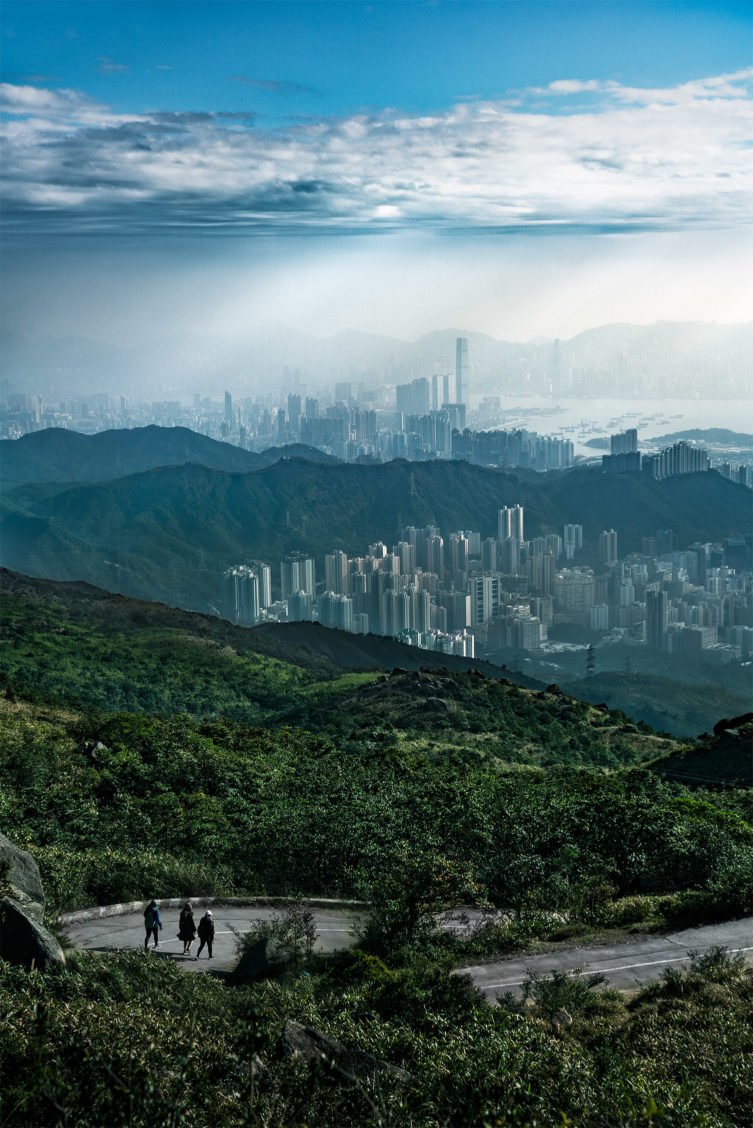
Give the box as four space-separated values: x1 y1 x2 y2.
2 320 751 399
0 425 335 491
0 425 748 614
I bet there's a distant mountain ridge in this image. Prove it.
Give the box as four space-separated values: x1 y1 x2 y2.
0 445 748 613
0 425 336 490
2 320 750 399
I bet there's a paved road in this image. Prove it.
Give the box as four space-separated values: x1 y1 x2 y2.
65 906 753 994
64 904 363 974
462 916 753 999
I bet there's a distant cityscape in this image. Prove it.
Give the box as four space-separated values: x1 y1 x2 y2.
221 487 752 671
3 337 752 484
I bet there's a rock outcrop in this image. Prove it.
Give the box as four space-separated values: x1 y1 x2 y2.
0 830 45 923
0 897 66 971
0 831 65 970
278 1020 411 1084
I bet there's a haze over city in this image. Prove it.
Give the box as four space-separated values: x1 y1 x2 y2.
2 0 752 357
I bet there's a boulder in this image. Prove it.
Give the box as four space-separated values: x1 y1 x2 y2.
0 831 45 923
278 1020 411 1085
0 898 65 971
550 1009 573 1033
713 713 753 736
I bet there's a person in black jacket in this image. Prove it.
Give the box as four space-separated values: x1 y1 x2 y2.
178 902 197 956
196 910 215 959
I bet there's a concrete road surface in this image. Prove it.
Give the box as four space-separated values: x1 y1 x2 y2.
462 916 753 999
63 904 363 974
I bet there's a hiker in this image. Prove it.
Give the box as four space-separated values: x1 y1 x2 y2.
143 899 161 950
196 910 215 960
178 901 197 956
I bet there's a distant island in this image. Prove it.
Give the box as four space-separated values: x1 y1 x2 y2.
647 428 753 448
586 428 753 452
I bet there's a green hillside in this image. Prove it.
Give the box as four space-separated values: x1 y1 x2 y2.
1 570 669 769
0 424 336 490
649 720 753 789
4 576 753 1127
1 456 748 612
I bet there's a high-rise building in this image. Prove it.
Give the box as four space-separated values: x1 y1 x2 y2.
281 553 316 598
469 572 499 626
645 589 668 649
396 378 430 417
222 563 270 626
563 524 583 561
498 504 524 542
319 591 353 632
599 529 619 567
288 590 313 622
610 429 638 455
449 533 469 587
645 441 711 480
224 391 233 426
324 549 350 595
455 337 468 405
287 394 302 435
481 537 498 573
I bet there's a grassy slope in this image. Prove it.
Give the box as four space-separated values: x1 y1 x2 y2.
0 570 674 768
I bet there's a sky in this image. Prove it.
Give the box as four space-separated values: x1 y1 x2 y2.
1 1 752 344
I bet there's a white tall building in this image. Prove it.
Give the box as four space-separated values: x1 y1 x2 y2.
222 562 271 626
498 504 524 542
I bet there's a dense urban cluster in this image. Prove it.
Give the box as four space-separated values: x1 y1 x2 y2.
222 479 753 668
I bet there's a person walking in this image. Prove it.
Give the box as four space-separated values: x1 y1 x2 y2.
178 902 197 956
143 899 161 950
196 910 215 960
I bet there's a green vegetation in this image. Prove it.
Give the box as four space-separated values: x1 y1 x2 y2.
1 454 747 613
2 696 752 925
2 574 753 1125
1 582 674 769
2 938 753 1125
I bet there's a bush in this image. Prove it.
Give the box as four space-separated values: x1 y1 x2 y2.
234 901 317 972
521 967 610 1016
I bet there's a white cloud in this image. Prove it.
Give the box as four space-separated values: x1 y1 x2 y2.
1 71 752 234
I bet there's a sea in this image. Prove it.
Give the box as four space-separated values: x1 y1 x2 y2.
483 396 753 459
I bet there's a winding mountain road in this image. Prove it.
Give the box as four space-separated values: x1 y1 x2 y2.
63 902 362 974
462 916 753 999
63 904 753 995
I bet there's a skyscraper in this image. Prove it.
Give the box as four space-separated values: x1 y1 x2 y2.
455 337 468 405
498 504 524 543
599 529 619 567
222 563 271 626
646 589 668 649
281 553 316 598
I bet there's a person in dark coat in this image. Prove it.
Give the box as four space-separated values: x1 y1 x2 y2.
196 910 215 960
143 899 161 950
178 902 197 956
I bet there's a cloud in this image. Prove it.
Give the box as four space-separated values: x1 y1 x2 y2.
230 75 318 94
2 70 752 236
95 57 128 74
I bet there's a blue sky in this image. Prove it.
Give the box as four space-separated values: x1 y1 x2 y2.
2 1 752 343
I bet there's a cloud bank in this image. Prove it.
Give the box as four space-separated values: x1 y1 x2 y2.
1 70 751 234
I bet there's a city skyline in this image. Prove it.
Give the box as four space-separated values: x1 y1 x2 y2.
2 1 752 360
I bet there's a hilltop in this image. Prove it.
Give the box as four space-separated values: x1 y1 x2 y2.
0 454 747 612
0 424 336 491
0 568 674 769
649 716 753 789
